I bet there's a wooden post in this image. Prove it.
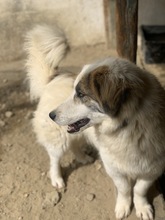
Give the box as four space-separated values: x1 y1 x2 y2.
103 0 111 48
103 0 116 49
116 0 138 63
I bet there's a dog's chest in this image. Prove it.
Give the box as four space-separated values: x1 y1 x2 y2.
92 125 153 177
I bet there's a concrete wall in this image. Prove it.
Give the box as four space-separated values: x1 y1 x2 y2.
139 0 165 26
0 0 165 62
0 0 105 62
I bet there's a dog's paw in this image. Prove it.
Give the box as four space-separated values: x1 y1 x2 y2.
135 204 153 220
51 177 65 189
115 200 131 219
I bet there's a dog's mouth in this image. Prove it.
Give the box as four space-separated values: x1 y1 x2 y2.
67 118 90 133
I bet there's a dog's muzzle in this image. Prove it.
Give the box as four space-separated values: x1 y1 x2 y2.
49 110 90 133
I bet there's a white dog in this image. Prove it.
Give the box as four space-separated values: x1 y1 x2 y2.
25 25 93 189
50 55 165 219
25 25 165 220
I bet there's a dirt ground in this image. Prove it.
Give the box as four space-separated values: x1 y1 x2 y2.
0 45 165 220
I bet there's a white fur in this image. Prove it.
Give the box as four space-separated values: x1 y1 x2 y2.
25 24 68 100
25 25 165 220
25 25 93 189
53 58 165 220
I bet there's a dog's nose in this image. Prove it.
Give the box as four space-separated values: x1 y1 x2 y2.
49 111 56 121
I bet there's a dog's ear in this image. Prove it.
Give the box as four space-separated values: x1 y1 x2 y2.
90 65 130 117
102 84 130 117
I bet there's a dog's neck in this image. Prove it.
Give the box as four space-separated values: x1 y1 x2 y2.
96 116 129 136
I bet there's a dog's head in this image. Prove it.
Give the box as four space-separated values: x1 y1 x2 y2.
49 58 149 133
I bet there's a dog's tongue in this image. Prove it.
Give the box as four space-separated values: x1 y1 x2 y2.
67 118 90 133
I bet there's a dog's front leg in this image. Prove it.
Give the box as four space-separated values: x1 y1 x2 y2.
46 145 65 189
134 179 154 220
100 153 132 219
111 172 132 219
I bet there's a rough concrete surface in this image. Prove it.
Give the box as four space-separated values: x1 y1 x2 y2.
0 44 165 220
0 0 105 62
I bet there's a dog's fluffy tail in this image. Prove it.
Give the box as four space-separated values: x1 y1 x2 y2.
25 25 69 100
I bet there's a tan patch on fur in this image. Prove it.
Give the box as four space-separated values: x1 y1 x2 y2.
76 64 151 117
76 65 130 116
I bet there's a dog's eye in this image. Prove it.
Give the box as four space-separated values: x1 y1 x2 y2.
77 91 85 98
